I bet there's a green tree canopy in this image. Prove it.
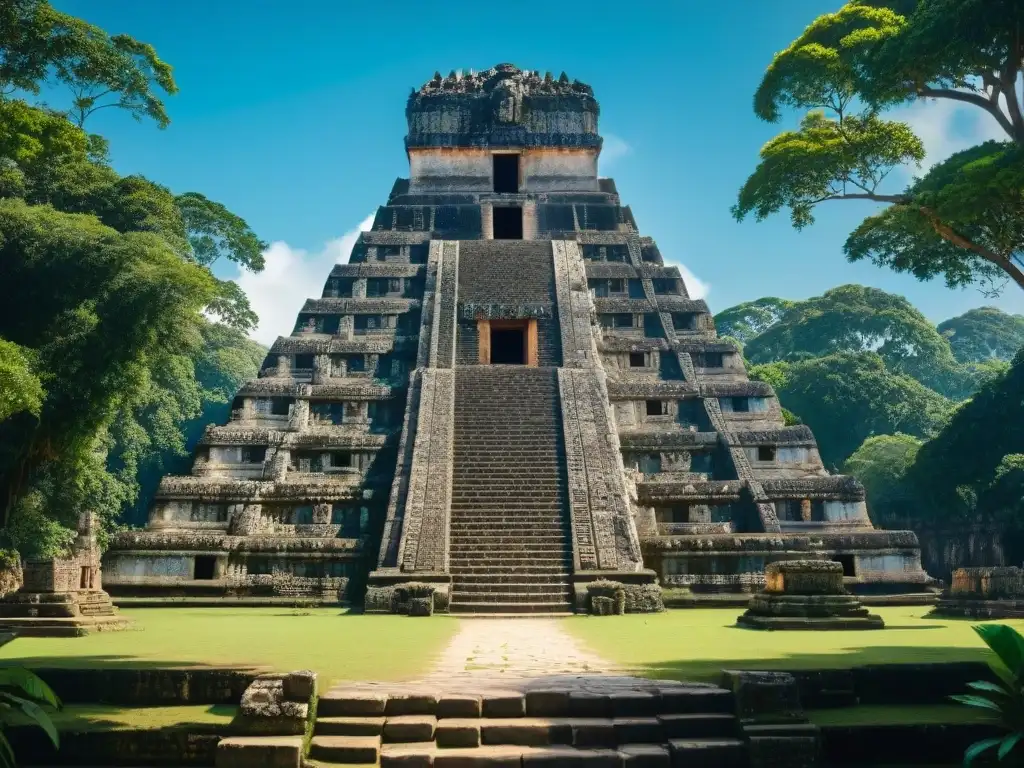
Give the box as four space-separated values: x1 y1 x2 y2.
734 0 1024 294
937 307 1024 364
750 351 950 468
742 284 968 396
0 0 177 127
843 432 923 524
0 3 268 556
712 297 795 346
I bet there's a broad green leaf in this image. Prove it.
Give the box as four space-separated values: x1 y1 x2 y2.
968 680 1012 696
0 732 15 768
965 737 1002 766
998 733 1022 760
6 695 59 748
976 624 1024 676
0 667 61 708
951 694 1004 713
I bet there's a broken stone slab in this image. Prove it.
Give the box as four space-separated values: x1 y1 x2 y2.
282 669 316 702
215 735 304 768
619 743 671 767
722 670 805 724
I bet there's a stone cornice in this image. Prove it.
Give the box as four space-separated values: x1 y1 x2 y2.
200 426 390 450
301 298 421 315
329 264 425 278
234 380 398 399
636 480 746 504
730 426 816 446
107 531 365 553
760 475 866 501
154 476 372 502
618 431 720 450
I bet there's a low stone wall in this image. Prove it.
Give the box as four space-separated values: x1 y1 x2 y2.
820 722 1002 766
24 667 258 706
8 726 224 766
787 662 997 708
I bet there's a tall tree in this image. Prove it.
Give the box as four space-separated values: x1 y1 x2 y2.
937 307 1024 363
742 284 970 397
713 297 795 346
750 351 950 468
0 0 177 127
733 0 1024 295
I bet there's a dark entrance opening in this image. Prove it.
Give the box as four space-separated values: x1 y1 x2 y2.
491 328 526 364
193 555 216 580
493 206 523 239
493 154 519 193
832 554 856 577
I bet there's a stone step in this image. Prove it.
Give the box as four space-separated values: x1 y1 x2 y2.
450 601 574 614
309 734 380 764
449 535 569 544
658 713 738 739
451 591 573 603
452 582 572 593
380 743 635 766
450 566 572 575
455 573 571 584
315 716 385 736
668 738 746 768
449 558 573 567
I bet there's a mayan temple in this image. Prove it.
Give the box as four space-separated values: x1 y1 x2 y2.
103 64 934 613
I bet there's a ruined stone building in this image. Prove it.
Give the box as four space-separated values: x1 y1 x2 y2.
103 64 933 612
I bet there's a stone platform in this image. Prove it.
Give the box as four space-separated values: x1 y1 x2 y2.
737 560 884 631
932 567 1024 619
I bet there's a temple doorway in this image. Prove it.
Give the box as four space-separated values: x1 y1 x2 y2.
491 327 525 364
492 206 523 239
477 319 538 366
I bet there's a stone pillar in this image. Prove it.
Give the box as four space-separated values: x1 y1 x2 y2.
481 203 494 240
477 318 491 364
522 200 538 241
353 278 367 298
276 355 290 378
800 499 812 522
338 315 354 340
312 354 330 384
288 399 310 430
367 354 380 376
312 503 331 525
527 319 539 366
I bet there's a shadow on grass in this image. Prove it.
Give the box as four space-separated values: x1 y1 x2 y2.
0 655 267 671
629 644 995 683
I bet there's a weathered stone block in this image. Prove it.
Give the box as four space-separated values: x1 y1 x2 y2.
384 714 437 743
436 719 482 748
525 690 571 717
387 693 439 716
438 694 483 718
409 596 434 617
282 670 316 702
216 735 304 768
765 560 844 596
722 670 803 723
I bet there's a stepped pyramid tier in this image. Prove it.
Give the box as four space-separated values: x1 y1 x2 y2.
103 64 934 611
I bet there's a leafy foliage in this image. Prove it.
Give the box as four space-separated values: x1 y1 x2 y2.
843 433 923 521
938 307 1024 364
952 623 1024 765
0 0 177 127
0 339 43 422
743 284 968 396
713 297 795 346
749 351 950 469
736 0 1024 294
0 4 267 555
0 666 61 768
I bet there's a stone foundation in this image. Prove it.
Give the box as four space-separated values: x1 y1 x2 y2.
933 566 1024 618
738 560 884 630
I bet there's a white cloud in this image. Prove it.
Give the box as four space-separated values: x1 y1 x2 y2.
600 133 632 169
238 214 375 346
893 96 1007 171
667 260 710 300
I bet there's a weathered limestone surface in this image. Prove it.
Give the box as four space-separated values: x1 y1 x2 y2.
933 566 1024 618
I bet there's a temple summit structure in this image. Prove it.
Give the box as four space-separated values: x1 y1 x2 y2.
103 64 934 613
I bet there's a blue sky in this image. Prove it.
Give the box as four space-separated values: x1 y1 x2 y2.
56 0 1024 343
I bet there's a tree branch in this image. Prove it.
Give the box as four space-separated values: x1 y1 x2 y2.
919 87 1017 141
917 206 1024 292
816 192 909 204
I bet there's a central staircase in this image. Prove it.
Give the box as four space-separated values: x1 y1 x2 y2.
449 366 574 614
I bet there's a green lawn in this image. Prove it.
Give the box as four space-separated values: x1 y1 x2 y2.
563 606 1023 682
806 704 997 727
0 608 459 686
9 704 237 732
